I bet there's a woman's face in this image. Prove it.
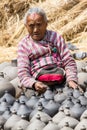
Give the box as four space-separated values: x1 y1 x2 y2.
26 13 47 41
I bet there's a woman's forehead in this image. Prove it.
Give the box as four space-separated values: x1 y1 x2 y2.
28 13 43 21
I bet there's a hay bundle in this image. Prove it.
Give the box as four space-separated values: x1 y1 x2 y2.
71 31 87 44
32 0 79 23
59 8 87 41
48 0 79 10
0 0 36 30
48 0 87 31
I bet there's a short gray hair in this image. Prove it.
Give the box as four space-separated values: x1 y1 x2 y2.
24 7 47 25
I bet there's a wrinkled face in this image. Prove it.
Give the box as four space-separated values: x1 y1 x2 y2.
26 13 47 41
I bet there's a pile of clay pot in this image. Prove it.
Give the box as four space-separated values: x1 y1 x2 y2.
0 58 87 130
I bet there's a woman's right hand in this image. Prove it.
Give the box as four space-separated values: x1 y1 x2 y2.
34 81 48 93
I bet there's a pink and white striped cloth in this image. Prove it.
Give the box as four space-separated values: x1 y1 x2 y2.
17 30 78 88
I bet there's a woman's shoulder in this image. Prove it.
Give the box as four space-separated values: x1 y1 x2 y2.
18 34 30 45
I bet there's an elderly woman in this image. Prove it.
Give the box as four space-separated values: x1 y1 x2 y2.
17 7 78 93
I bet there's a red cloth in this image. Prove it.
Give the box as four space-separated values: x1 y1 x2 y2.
38 74 64 84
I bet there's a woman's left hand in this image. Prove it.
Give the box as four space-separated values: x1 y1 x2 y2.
68 80 84 92
68 81 78 89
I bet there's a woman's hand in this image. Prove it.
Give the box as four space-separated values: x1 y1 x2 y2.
68 81 78 89
34 81 48 93
68 80 84 92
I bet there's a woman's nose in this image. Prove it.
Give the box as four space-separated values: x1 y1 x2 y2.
33 26 39 32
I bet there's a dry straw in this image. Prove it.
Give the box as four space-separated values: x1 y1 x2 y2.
0 0 87 47
48 0 87 31
59 8 87 41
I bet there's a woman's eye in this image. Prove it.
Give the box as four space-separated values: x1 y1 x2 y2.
29 24 34 28
37 23 42 26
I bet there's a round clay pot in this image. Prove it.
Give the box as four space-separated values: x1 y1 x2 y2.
70 100 85 120
0 62 11 72
74 116 87 130
18 92 28 103
44 99 60 117
17 101 31 121
30 104 51 124
42 120 59 130
60 122 74 130
54 89 67 104
0 80 15 97
78 93 87 106
26 94 39 109
78 72 87 90
0 90 15 105
52 107 65 124
10 99 20 113
0 99 10 115
26 115 45 130
44 87 54 100
62 97 74 109
11 116 29 130
58 111 79 129
4 111 21 130
2 66 18 81
2 107 11 120
10 77 22 98
76 61 87 72
0 115 6 129
73 88 81 99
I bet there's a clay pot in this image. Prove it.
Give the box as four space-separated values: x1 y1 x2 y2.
70 100 86 120
76 61 87 72
10 77 22 97
54 89 67 103
44 87 54 100
11 116 29 130
30 103 51 124
17 101 31 120
26 115 45 130
0 90 15 105
73 52 87 60
10 99 20 113
0 99 10 115
78 72 87 90
58 111 79 129
4 111 21 130
2 107 11 120
80 111 87 120
52 107 65 124
0 62 11 72
63 86 73 96
60 122 74 130
0 80 15 97
29 102 43 120
73 88 81 98
2 66 18 81
78 93 87 106
42 120 59 130
0 116 6 129
26 94 39 109
75 115 87 130
36 95 48 107
18 92 28 103
44 99 60 117
62 97 74 109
